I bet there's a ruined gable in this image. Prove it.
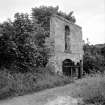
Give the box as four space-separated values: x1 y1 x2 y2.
47 14 84 78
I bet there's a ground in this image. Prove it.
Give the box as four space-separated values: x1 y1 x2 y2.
0 75 104 105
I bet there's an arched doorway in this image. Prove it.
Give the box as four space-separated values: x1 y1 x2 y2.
62 59 74 76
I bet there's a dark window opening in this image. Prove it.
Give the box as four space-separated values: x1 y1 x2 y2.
65 25 70 51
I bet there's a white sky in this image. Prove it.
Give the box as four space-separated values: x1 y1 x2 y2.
0 0 105 44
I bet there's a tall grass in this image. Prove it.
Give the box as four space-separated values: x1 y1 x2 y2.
73 74 105 105
0 68 72 100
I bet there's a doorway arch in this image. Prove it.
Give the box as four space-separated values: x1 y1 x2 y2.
62 59 74 76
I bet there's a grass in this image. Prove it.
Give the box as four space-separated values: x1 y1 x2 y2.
0 68 72 100
0 68 105 105
72 74 105 105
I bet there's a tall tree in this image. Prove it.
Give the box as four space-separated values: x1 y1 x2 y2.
0 13 49 72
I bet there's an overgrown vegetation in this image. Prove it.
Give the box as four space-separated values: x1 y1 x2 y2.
0 6 75 99
0 13 49 72
83 43 105 74
73 75 105 105
0 67 72 100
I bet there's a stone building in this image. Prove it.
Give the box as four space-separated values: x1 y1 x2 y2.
46 15 84 78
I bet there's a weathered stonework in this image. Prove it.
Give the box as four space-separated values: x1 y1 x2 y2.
47 15 84 76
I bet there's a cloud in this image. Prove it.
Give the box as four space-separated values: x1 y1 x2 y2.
0 0 104 44
78 13 105 44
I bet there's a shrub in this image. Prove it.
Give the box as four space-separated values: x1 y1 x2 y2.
83 44 105 74
0 13 49 72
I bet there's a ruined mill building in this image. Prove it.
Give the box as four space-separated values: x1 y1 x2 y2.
46 15 84 78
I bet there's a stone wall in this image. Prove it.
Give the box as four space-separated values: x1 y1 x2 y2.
47 15 84 75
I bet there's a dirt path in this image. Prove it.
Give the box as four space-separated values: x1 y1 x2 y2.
0 84 80 105
0 76 102 105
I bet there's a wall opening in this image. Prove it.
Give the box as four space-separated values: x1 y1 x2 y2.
76 61 82 79
62 59 82 78
65 25 70 51
62 59 74 76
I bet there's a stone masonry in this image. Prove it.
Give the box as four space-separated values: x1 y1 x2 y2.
46 15 84 77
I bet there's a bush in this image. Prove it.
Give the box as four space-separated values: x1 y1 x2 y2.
0 13 49 72
83 44 105 74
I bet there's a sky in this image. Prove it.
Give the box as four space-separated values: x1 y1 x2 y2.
0 0 105 44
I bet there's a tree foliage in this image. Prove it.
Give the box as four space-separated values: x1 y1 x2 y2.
57 11 76 23
0 13 49 72
83 44 105 74
32 6 76 37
